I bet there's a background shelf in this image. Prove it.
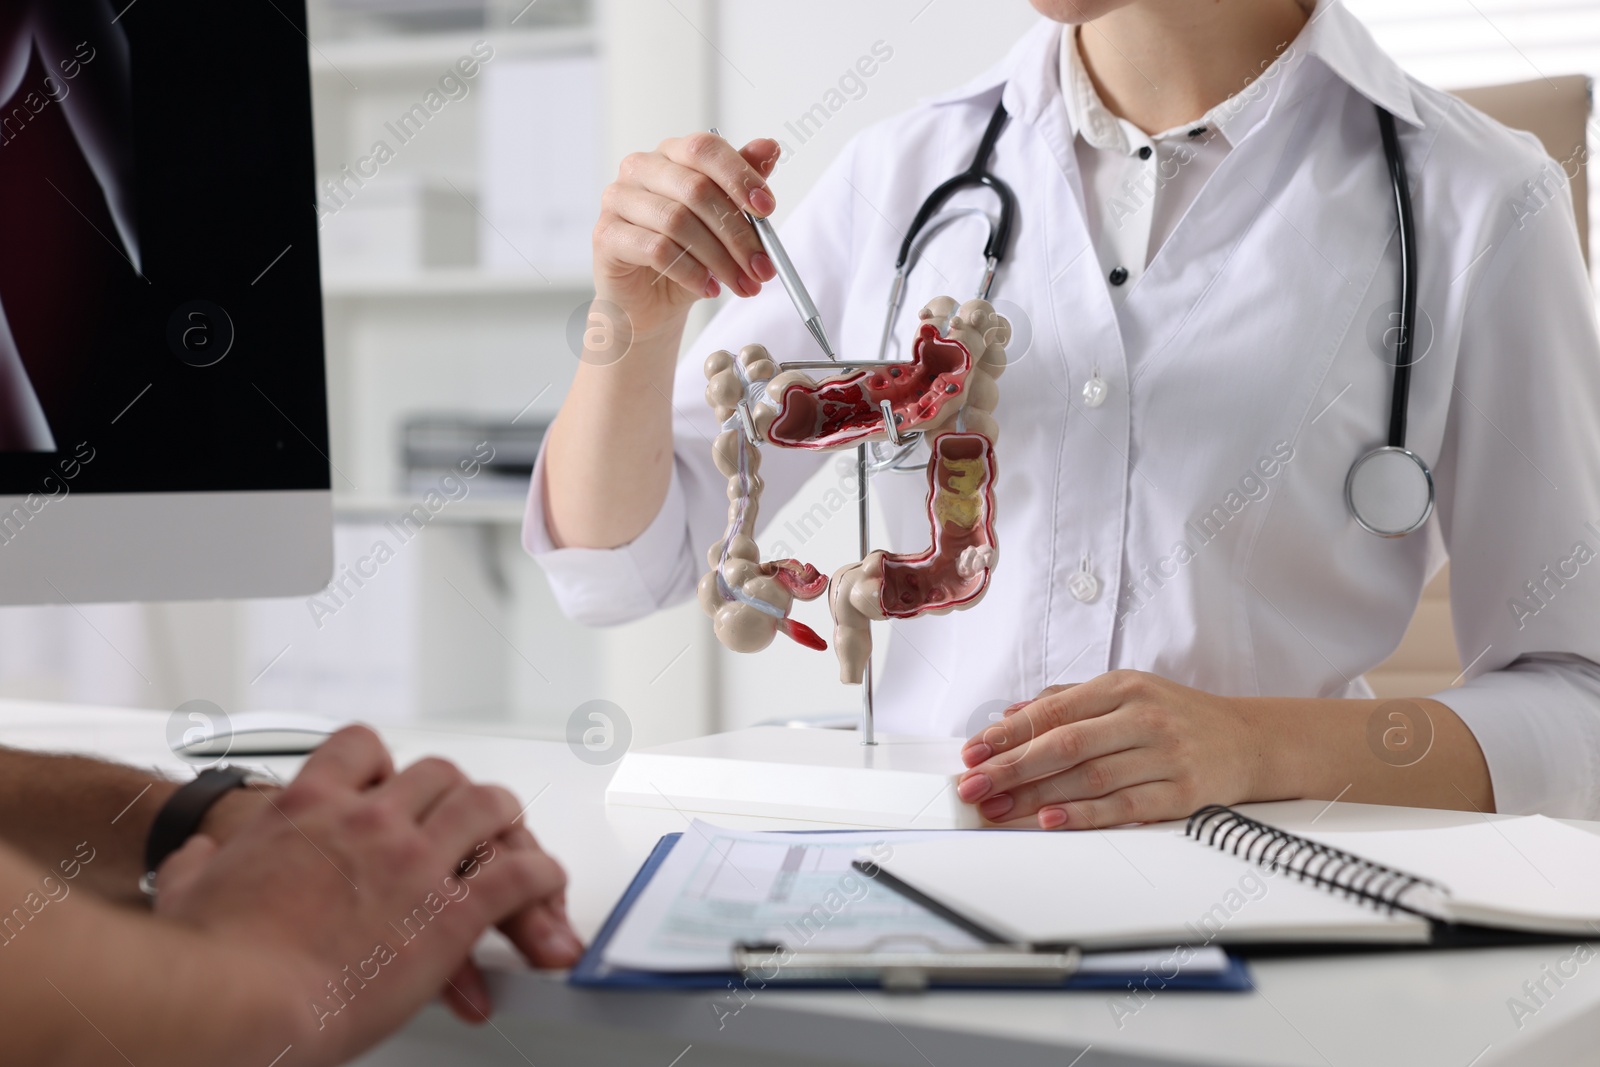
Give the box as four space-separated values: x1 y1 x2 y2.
310 26 595 75
322 269 593 299
333 493 527 525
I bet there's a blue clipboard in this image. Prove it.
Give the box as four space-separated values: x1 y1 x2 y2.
570 832 1253 992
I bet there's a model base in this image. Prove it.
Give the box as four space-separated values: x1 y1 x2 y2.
604 725 980 829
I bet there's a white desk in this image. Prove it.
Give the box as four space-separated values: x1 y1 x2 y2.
6 699 1599 1067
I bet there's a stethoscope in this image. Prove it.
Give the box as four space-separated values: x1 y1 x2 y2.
866 102 1017 474
1346 106 1433 538
874 97 1433 539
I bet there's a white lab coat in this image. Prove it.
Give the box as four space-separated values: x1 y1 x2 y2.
525 4 1600 817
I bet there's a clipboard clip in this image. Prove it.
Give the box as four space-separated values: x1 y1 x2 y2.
733 935 1082 992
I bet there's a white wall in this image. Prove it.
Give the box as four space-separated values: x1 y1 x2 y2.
716 1 1042 212
5 0 1586 744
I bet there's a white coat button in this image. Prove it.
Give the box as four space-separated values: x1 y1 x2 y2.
1082 375 1109 408
1068 566 1100 603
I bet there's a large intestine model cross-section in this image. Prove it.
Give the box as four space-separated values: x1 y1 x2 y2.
697 297 1010 683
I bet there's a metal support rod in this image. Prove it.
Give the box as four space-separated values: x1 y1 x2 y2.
776 359 916 372
857 440 876 745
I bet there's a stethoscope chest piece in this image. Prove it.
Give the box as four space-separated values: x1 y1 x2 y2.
1346 445 1434 537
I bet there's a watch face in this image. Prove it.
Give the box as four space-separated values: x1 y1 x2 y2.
144 763 267 897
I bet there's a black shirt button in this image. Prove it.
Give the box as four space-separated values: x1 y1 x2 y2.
1137 145 1152 160
1109 266 1129 286
1188 126 1207 138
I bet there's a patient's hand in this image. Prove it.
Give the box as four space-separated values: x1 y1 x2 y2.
152 726 582 1066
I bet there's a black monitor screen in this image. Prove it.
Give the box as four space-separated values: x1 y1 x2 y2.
0 0 328 493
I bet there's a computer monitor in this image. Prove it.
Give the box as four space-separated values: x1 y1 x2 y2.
0 0 331 604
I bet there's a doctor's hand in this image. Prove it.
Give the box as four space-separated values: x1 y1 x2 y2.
593 131 782 337
957 671 1266 830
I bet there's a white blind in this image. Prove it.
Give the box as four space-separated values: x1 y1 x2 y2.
1344 0 1600 91
1345 0 1598 277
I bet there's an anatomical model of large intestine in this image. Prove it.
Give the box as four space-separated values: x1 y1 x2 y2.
697 297 1010 683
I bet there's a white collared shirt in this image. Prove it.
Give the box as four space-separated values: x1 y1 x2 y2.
1061 25 1232 296
525 2 1600 817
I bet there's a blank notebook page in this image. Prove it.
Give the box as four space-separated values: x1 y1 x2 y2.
1304 816 1600 933
872 828 1427 950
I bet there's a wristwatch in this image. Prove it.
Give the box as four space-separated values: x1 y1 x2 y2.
140 764 276 899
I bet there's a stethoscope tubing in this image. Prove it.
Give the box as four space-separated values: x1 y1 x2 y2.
893 102 1017 273
873 97 1432 538
1377 106 1418 450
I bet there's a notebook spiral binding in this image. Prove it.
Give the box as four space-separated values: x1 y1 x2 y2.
1185 805 1447 918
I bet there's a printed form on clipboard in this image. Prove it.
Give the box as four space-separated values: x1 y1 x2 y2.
590 821 1235 986
601 824 980 971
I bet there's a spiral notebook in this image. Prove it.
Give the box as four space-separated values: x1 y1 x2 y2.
862 806 1600 952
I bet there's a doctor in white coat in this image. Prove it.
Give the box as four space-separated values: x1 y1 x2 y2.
528 0 1600 825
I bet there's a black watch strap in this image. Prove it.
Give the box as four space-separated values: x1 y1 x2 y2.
142 766 253 895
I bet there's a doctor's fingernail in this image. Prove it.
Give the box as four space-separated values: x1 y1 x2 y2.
1002 701 1029 717
957 773 991 802
735 273 761 298
962 743 993 766
979 794 1014 820
703 277 722 299
750 252 776 281
749 187 776 216
1039 807 1069 830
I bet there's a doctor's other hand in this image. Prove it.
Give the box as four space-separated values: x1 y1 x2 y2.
593 132 782 337
956 672 1265 830
151 726 582 1067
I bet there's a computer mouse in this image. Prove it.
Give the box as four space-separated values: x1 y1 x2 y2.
172 711 348 758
